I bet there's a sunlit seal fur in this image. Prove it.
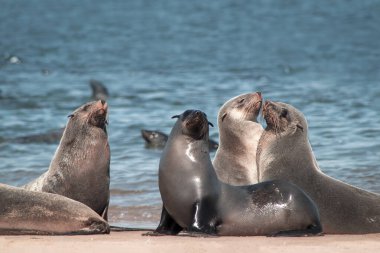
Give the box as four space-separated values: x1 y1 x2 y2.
151 109 321 236
23 100 110 220
257 100 380 234
213 92 264 185
0 183 109 235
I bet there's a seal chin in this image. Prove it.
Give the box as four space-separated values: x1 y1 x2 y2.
89 100 108 129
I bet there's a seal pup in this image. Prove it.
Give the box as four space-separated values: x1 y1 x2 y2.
213 92 264 185
0 183 109 235
257 100 380 234
90 79 109 101
141 129 219 151
23 100 110 220
152 109 321 236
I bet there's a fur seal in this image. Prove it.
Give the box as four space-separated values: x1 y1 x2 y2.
257 100 380 234
0 183 109 235
90 79 109 101
152 109 322 236
23 100 110 220
213 92 264 185
141 129 219 151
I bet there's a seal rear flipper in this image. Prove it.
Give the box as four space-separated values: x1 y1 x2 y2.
144 206 182 236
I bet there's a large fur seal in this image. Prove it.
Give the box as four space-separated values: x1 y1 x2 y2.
257 100 380 234
152 109 322 236
23 100 110 220
213 92 264 185
0 183 109 235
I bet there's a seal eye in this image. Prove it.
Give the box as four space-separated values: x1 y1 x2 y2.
67 114 74 118
239 98 245 103
280 108 288 118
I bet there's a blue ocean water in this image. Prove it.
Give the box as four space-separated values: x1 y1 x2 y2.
1 0 379 228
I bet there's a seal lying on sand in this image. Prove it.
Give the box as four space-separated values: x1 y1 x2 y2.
141 129 219 151
0 183 109 235
257 100 380 234
213 92 264 185
152 109 322 236
23 100 110 220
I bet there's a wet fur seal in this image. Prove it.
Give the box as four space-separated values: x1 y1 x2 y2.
141 129 219 151
257 100 380 234
151 109 322 236
0 183 109 235
213 92 264 185
23 100 110 220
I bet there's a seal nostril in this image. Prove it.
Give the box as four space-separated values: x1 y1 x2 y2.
100 100 106 105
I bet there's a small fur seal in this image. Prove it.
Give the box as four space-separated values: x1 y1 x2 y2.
257 100 380 234
213 92 264 185
151 109 322 236
23 100 110 220
0 183 109 235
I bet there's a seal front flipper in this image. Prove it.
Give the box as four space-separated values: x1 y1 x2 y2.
187 200 218 236
144 206 182 236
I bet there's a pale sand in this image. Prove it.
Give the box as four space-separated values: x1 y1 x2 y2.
1 232 380 253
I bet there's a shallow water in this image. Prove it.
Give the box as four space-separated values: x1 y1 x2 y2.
1 0 379 228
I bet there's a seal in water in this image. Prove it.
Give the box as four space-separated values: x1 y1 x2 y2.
0 183 109 235
257 100 380 234
151 109 322 236
90 79 109 101
213 92 264 185
23 100 110 220
141 129 219 151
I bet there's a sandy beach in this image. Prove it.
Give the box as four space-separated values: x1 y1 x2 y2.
1 231 380 253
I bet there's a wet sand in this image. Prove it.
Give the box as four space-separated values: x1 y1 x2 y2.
1 231 379 253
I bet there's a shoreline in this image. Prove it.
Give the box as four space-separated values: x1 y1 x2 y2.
1 231 380 253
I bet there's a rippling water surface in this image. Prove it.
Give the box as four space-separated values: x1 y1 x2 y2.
1 0 380 228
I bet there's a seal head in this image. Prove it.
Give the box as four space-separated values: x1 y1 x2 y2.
213 92 264 185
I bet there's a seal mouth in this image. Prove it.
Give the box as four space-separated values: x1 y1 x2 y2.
242 92 263 121
262 100 286 134
91 100 108 128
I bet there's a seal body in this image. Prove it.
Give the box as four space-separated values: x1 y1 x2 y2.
213 92 264 185
0 183 109 235
23 100 110 220
154 110 321 236
257 101 380 234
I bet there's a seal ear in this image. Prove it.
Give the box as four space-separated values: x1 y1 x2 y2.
221 113 227 122
171 115 180 119
68 114 74 118
208 122 214 127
